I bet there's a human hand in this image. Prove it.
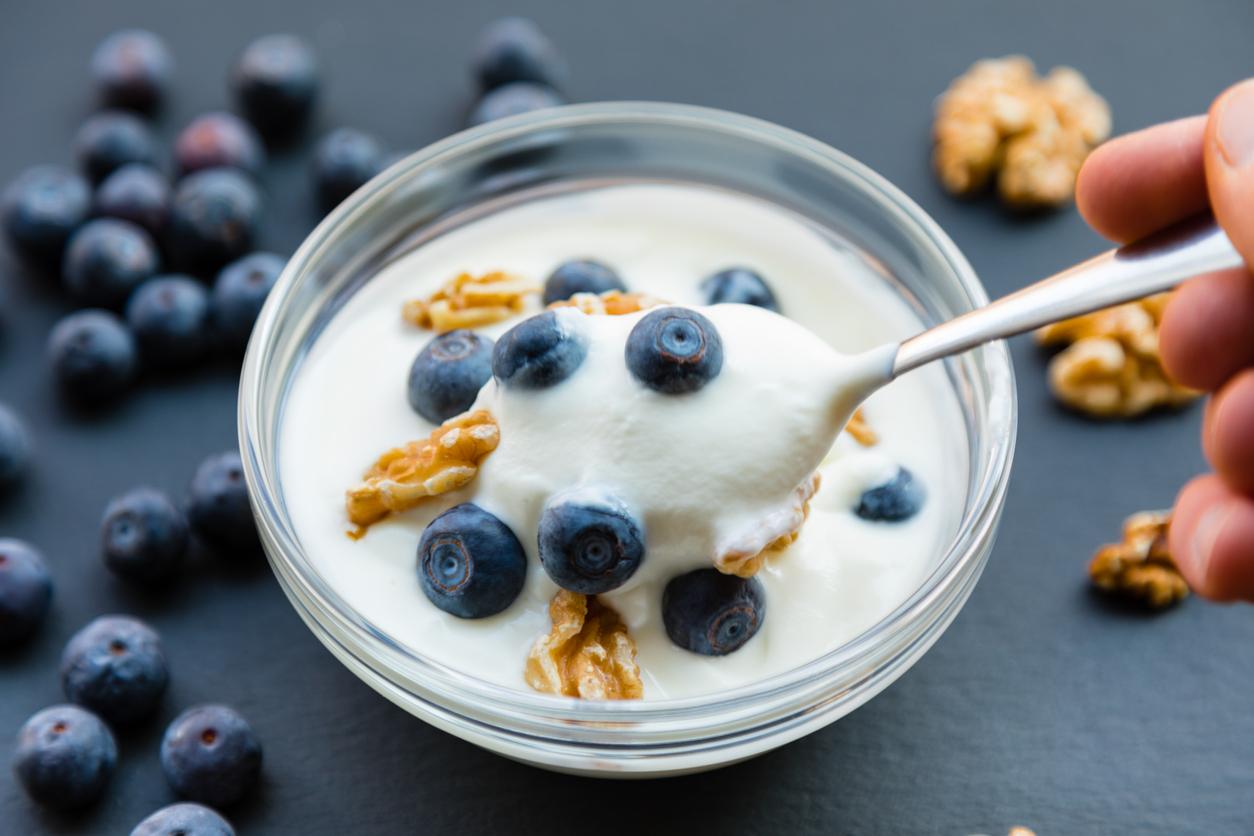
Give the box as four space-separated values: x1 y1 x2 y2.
1076 78 1254 602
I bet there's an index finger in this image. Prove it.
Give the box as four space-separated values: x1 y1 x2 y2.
1075 115 1209 244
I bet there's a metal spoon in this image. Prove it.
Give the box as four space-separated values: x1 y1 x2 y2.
835 213 1244 415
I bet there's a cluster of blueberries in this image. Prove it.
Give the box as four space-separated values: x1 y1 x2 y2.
405 260 778 656
405 258 925 655
0 448 260 832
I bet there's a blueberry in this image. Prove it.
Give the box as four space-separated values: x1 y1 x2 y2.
13 705 116 809
0 539 52 646
75 111 159 184
60 615 168 726
312 128 384 211
467 82 564 128
700 267 779 312
408 330 494 423
0 403 31 489
132 802 236 836
168 169 262 273
174 112 265 178
101 487 190 585
1 165 91 266
662 568 765 656
126 275 211 369
538 494 645 594
91 29 173 112
492 311 587 389
210 252 284 352
47 310 139 403
854 466 925 522
625 307 724 394
160 705 262 807
232 34 318 140
62 217 160 309
541 259 625 305
472 17 567 91
187 451 257 553
94 164 171 239
417 504 526 619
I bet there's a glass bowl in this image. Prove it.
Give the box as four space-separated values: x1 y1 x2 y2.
238 102 1016 777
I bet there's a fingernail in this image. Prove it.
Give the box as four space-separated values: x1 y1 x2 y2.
1187 503 1231 584
1215 80 1254 168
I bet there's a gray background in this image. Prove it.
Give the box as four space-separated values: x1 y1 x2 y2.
2 1 1252 833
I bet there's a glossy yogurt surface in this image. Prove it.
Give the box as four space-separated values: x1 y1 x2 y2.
279 183 968 699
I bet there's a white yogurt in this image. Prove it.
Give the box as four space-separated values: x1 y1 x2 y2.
280 183 968 699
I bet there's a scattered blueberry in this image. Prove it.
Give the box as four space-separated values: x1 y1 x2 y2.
311 128 384 211
472 17 567 91
187 451 257 553
101 487 190 585
1 165 91 266
75 110 159 184
492 311 587 389
541 259 625 305
210 252 284 352
91 29 173 112
417 504 527 619
0 539 52 646
131 802 236 836
62 217 160 309
662 568 765 656
700 267 779 312
126 275 211 369
467 81 564 128
60 615 169 726
0 403 31 489
160 705 262 808
13 705 116 809
47 310 139 403
625 307 724 394
408 330 494 423
174 112 265 178
538 494 645 594
232 34 319 139
94 164 171 239
854 466 925 522
168 169 262 272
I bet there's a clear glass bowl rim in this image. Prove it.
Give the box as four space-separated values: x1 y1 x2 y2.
239 102 1017 731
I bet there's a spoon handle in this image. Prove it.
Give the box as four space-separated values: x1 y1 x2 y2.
891 213 1244 378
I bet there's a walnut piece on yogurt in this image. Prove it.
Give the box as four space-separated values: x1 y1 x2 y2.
715 473 820 579
844 407 878 446
933 56 1110 209
1089 510 1188 609
546 288 666 316
402 270 539 331
345 409 499 533
1036 293 1199 418
525 590 643 700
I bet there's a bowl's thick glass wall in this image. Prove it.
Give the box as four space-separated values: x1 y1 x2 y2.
240 103 1016 776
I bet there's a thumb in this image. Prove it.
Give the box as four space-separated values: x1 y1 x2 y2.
1206 78 1254 265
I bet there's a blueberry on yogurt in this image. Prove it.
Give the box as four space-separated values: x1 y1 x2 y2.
662 568 765 656
408 330 494 423
855 466 924 522
538 494 645 594
625 307 723 394
492 310 587 389
700 267 779 312
541 259 625 305
417 504 526 619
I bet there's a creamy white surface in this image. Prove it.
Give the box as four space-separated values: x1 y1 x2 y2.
280 184 968 699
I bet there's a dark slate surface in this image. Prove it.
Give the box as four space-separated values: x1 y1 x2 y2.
2 1 1252 833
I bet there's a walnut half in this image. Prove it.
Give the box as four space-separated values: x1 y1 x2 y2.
402 270 539 331
345 410 499 533
715 473 821 578
1089 510 1188 609
525 590 643 700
